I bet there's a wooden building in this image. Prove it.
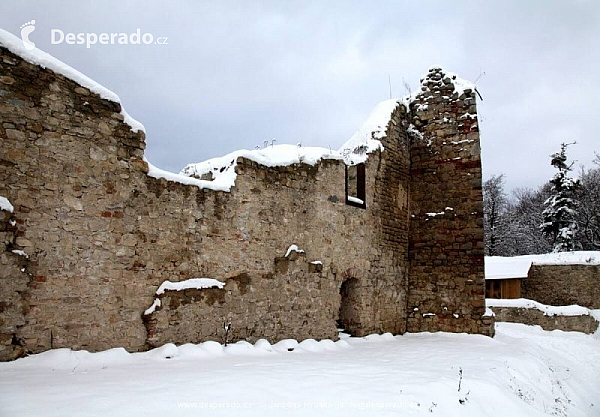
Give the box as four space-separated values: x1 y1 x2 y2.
484 256 530 299
485 277 522 299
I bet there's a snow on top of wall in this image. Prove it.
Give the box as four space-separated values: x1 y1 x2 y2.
143 299 161 316
443 71 475 96
156 278 226 295
179 144 342 191
0 28 144 133
177 98 401 190
531 251 600 266
411 67 477 124
339 98 399 164
486 298 591 317
0 196 14 212
338 68 476 163
285 244 305 257
144 158 231 191
175 66 477 191
485 251 600 280
144 278 227 315
419 67 476 96
11 249 28 258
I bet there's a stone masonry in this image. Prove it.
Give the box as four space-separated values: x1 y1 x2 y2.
490 306 599 334
0 43 493 361
0 206 30 360
407 69 493 335
523 264 600 309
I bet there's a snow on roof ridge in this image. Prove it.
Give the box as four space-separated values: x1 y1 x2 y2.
0 27 145 133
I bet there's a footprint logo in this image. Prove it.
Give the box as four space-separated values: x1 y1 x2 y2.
20 20 36 51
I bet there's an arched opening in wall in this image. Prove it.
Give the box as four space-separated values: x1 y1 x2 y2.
338 278 361 336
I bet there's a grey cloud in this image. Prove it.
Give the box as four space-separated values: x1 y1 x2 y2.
1 0 598 191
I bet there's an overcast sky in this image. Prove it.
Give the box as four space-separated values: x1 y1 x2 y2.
2 1 599 193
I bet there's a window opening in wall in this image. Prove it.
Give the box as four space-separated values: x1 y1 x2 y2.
345 163 366 208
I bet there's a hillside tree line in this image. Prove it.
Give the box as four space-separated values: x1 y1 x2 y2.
483 145 599 256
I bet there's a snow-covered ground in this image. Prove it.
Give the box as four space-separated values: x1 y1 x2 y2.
1 323 598 417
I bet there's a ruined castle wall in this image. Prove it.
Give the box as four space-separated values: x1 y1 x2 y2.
0 45 410 359
523 265 600 309
144 150 409 348
0 45 151 356
489 306 599 334
407 68 494 336
0 206 30 360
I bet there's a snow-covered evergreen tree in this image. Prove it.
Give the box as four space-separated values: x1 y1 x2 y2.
540 143 580 252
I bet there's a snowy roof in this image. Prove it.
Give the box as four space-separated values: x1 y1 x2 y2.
485 256 534 280
0 28 144 133
485 251 600 280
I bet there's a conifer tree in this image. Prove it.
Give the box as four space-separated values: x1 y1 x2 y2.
540 143 580 252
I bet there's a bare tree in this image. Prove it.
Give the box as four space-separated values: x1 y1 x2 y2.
484 150 597 256
576 155 600 249
483 175 507 256
502 186 552 255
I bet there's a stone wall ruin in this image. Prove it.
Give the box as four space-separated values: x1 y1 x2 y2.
523 264 600 309
0 41 493 361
